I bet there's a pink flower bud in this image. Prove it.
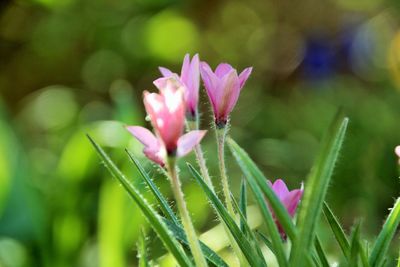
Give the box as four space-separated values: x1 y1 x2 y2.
159 54 200 119
268 179 303 239
200 62 252 127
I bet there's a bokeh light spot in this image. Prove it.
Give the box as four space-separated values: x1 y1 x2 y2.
82 50 126 91
145 10 199 63
29 86 78 131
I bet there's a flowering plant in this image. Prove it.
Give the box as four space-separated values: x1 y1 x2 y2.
88 54 400 267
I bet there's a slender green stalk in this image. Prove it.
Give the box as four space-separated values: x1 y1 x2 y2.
186 119 214 189
166 158 208 267
215 125 249 266
189 119 247 266
216 126 235 218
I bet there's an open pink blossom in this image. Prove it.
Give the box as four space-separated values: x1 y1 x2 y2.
200 62 252 127
395 146 400 164
159 54 200 119
267 179 303 239
126 77 206 166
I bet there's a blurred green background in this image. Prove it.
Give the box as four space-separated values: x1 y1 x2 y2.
1 0 400 266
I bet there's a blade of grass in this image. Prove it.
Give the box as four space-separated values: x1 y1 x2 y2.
126 149 179 225
137 229 150 267
323 202 350 258
162 218 229 267
187 163 268 267
369 198 400 267
87 135 193 267
257 231 276 255
230 171 288 267
315 235 330 267
239 179 248 234
289 112 348 266
230 193 267 265
349 223 361 267
227 138 296 241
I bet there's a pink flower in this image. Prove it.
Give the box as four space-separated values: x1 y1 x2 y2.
159 54 200 119
200 62 252 127
395 146 400 164
268 179 303 239
126 77 206 166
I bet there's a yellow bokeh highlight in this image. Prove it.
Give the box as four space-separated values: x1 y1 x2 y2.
145 10 199 63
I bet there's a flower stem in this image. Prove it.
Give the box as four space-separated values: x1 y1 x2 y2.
187 119 214 190
216 126 235 217
166 158 208 267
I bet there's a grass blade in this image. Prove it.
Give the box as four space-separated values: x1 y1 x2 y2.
227 138 297 241
230 193 267 265
289 112 348 266
369 198 400 267
126 149 179 225
315 235 330 267
239 179 248 234
257 231 276 254
187 163 267 267
137 229 150 267
162 218 229 267
349 223 361 267
323 202 350 258
87 135 193 267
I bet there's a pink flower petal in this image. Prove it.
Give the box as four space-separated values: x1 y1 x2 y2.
177 130 207 157
181 54 200 115
282 189 303 217
159 67 174 77
200 62 219 111
238 67 252 89
215 63 233 78
272 179 290 200
126 126 159 148
126 126 165 166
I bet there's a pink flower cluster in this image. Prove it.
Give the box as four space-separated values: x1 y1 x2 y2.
125 54 302 238
127 54 252 166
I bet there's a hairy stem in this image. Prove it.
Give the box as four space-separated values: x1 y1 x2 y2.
215 125 249 266
167 158 208 267
187 119 214 190
216 126 235 217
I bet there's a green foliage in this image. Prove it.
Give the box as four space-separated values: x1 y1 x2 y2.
87 135 194 267
290 112 348 266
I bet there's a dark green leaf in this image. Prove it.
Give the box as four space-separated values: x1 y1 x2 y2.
88 135 193 267
187 163 267 267
126 149 179 225
369 198 400 267
290 112 348 267
162 218 229 267
227 138 297 241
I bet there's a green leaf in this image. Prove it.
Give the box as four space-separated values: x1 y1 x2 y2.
369 197 400 267
187 163 267 267
87 135 193 267
137 229 150 267
349 223 361 267
239 179 248 234
289 112 348 266
315 235 330 267
257 231 276 254
227 138 297 241
126 149 179 225
230 193 267 265
323 202 350 258
162 218 229 267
